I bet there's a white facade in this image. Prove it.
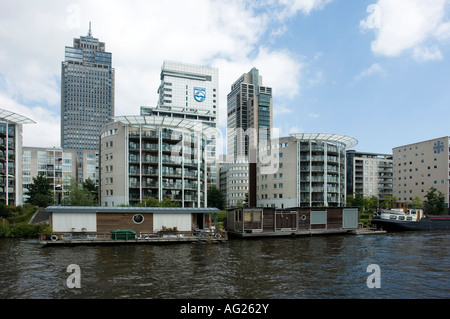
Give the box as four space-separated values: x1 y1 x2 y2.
52 212 97 232
100 116 217 207
257 134 358 208
158 60 218 116
0 109 36 206
156 61 219 186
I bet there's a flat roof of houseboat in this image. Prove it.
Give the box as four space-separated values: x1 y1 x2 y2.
45 206 220 214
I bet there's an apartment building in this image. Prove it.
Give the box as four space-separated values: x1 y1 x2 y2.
22 147 77 204
256 133 358 208
393 136 450 208
0 109 35 206
99 115 216 207
346 151 393 200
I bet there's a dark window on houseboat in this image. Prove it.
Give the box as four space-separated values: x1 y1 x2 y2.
133 214 144 224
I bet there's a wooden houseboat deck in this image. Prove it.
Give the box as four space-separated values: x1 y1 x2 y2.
228 228 353 238
40 231 227 246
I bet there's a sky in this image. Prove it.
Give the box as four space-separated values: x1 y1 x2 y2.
1 0 450 155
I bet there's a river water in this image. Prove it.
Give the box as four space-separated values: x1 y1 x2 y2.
0 231 449 299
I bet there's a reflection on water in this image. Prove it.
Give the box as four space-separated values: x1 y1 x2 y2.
0 231 449 299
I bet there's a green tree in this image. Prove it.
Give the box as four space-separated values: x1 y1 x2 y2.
347 193 378 226
207 186 225 210
64 178 96 206
137 196 179 207
364 196 379 213
25 175 53 207
411 196 423 209
424 187 446 215
0 201 10 219
380 195 397 209
346 193 365 210
82 178 99 203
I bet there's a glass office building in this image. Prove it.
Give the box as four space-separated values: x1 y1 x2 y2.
61 25 114 180
156 61 219 186
227 67 272 158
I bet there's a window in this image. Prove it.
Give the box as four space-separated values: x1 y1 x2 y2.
133 214 144 224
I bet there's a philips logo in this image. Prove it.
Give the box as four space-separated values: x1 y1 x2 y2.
194 87 206 102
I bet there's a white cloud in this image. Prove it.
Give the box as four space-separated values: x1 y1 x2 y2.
361 0 448 60
287 125 303 135
435 21 450 40
354 63 387 81
0 94 60 148
275 0 334 18
413 46 443 62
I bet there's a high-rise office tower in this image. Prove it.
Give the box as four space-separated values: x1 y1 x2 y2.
61 23 114 180
157 60 218 116
227 68 272 207
227 67 272 158
156 60 219 185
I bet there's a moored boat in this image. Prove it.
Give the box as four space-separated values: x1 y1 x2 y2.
371 209 450 231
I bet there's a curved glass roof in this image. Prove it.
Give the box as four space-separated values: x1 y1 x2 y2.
290 133 358 148
114 115 219 137
0 109 36 125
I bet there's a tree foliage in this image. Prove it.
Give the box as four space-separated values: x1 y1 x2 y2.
137 196 180 207
424 187 446 215
0 201 10 219
82 178 99 203
411 196 423 209
207 186 225 210
63 178 96 206
25 175 53 207
380 195 397 209
347 194 385 226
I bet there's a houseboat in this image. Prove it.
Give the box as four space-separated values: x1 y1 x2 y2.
371 209 450 231
40 206 226 245
226 207 359 238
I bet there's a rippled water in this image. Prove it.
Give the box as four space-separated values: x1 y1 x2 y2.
0 231 449 299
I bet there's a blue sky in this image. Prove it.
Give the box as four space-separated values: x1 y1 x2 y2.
1 0 450 155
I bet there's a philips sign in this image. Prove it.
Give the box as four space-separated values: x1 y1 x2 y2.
194 87 206 102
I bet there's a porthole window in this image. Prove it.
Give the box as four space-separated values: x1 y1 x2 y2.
133 214 144 224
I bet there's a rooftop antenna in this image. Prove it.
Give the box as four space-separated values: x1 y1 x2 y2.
88 21 92 37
